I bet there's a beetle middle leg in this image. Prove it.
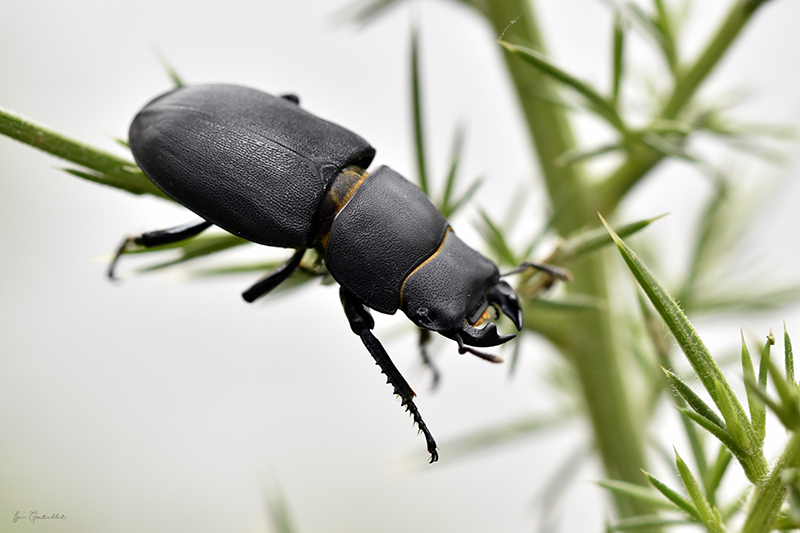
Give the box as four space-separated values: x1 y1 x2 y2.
241 248 306 303
108 219 213 279
418 328 441 390
340 288 438 463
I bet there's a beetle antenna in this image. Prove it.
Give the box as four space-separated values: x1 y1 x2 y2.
452 332 504 363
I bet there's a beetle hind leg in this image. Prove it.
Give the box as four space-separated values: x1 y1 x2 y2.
108 219 213 279
340 288 438 463
241 248 306 303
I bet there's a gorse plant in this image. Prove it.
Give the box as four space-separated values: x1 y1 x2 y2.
1 0 797 530
600 217 800 532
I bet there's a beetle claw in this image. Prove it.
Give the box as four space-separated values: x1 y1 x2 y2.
486 281 524 330
448 330 505 363
444 322 514 349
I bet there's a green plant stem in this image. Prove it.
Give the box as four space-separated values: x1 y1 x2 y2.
0 105 165 197
595 0 770 212
741 431 800 533
479 0 652 521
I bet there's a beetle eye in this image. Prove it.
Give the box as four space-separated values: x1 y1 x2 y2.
414 307 436 327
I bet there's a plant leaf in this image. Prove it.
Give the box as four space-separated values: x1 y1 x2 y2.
498 41 629 136
741 332 764 444
663 368 724 428
410 23 428 195
477 209 518 266
597 479 683 511
611 12 626 106
678 408 747 458
675 450 723 532
434 412 574 462
786 323 796 385
643 470 700 520
552 214 666 264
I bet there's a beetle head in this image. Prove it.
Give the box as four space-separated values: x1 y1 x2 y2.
400 232 522 352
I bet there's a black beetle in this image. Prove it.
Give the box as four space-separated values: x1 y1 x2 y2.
110 83 567 462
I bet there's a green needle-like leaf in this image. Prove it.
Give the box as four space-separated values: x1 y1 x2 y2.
262 483 299 533
706 446 733 503
133 234 251 273
741 332 765 445
61 167 163 198
664 368 724 428
611 12 625 106
337 0 401 25
608 515 695 531
643 470 700 520
477 209 518 266
678 408 747 458
751 333 775 441
552 214 665 264
714 379 748 452
439 125 464 213
410 23 428 196
786 323 795 385
601 214 769 480
759 332 774 390
155 49 185 88
597 479 685 511
675 450 723 532
767 359 800 430
498 41 630 136
434 412 574 462
443 177 482 219
652 0 678 72
600 216 732 406
554 143 624 167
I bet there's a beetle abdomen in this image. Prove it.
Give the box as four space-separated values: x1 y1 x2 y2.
129 84 375 248
325 166 448 314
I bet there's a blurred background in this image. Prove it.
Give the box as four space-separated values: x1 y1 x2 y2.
2 0 800 531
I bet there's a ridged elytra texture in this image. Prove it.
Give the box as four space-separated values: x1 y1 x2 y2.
129 83 375 248
326 166 449 314
401 231 500 331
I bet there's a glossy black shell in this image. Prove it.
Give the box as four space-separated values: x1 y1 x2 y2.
129 83 375 248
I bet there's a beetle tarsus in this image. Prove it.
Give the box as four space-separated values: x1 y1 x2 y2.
341 288 438 463
108 219 212 280
242 248 306 303
108 236 136 280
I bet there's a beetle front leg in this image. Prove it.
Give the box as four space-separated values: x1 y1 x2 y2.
340 288 438 463
108 219 213 279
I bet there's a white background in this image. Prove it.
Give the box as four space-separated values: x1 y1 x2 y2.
2 0 800 531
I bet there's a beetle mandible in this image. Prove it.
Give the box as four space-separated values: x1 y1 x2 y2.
110 83 568 463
